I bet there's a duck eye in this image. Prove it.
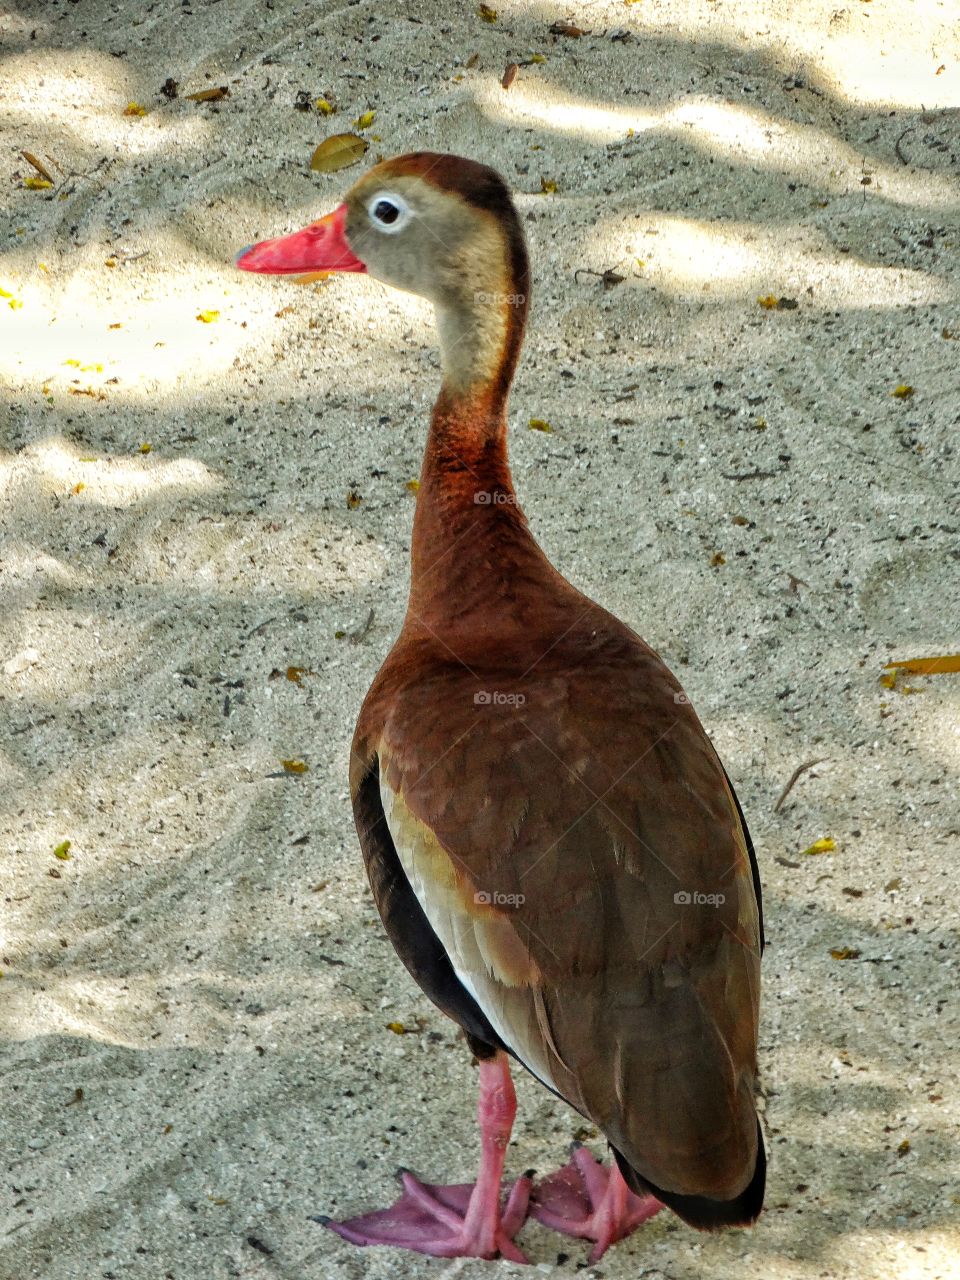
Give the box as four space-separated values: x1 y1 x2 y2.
366 192 411 234
374 200 399 224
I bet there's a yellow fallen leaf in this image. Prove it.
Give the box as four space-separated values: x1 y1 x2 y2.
23 177 53 190
310 133 369 174
884 654 960 676
528 418 553 432
139 442 152 454
386 1021 408 1034
281 758 309 773
71 482 85 496
528 53 547 64
405 478 420 493
53 840 72 860
315 98 336 115
123 102 147 117
185 86 229 102
354 109 376 130
479 3 498 20
891 384 914 399
757 294 779 309
196 309 220 323
540 177 558 194
830 947 860 960
801 837 836 856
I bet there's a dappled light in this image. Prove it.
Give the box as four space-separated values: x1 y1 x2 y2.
1 46 219 157
12 437 222 505
0 966 359 1050
0 259 286 395
603 0 959 108
614 213 950 304
1 0 958 1277
489 84 960 211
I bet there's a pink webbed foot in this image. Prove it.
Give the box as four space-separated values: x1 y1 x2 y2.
318 1167 532 1262
531 1145 662 1262
317 1052 532 1262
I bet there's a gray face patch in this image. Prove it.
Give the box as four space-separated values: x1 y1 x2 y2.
342 173 514 392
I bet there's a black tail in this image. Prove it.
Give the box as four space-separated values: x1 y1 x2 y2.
614 1119 766 1230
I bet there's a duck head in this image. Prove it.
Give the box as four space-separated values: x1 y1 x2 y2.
237 152 529 399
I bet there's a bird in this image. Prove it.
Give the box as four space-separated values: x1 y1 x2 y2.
236 151 765 1265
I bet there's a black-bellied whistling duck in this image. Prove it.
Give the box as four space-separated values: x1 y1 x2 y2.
236 152 765 1265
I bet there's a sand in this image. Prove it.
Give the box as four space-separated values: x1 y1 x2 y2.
1 0 959 1276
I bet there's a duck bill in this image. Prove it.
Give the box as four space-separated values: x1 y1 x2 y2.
235 203 366 277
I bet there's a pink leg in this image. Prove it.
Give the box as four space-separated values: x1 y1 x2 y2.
317 1051 532 1262
531 1144 662 1263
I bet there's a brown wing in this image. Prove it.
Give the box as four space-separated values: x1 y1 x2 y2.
352 617 762 1220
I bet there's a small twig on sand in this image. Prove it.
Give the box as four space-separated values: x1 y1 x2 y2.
774 758 828 813
348 607 375 644
894 127 915 166
574 266 626 290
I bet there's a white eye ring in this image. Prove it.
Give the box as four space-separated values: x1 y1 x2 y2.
366 191 412 234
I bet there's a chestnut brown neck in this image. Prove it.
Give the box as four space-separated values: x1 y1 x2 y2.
406 240 538 627
403 193 540 632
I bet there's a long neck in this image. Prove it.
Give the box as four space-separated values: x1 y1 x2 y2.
407 249 537 625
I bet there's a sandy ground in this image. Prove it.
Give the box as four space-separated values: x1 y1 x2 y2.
1 1 959 1277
